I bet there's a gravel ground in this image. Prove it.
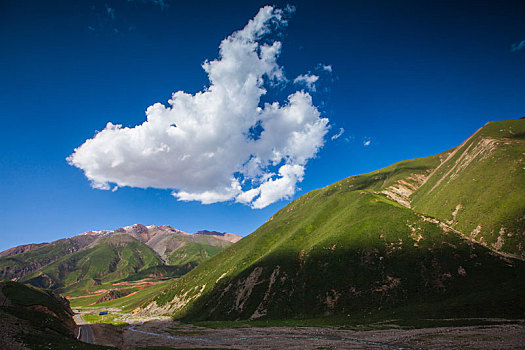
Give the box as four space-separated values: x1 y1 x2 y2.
90 319 525 349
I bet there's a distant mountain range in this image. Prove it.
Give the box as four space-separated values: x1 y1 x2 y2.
123 118 525 321
0 224 241 296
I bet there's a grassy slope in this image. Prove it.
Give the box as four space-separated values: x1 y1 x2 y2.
86 281 169 311
411 119 525 256
117 119 524 322
3 281 73 319
121 264 196 282
21 234 164 296
167 242 225 265
173 190 522 321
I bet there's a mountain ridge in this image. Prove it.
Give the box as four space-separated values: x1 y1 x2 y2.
0 224 242 294
0 243 50 258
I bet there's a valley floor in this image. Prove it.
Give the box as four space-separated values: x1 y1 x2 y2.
88 318 525 350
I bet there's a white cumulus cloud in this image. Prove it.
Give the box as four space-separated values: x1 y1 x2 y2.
293 74 319 91
67 6 330 209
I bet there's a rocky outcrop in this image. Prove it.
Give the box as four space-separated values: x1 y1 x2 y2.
95 289 132 304
195 230 242 243
381 172 430 208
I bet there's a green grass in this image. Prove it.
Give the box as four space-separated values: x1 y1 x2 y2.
167 242 225 266
90 280 170 312
82 312 127 325
120 264 195 282
70 294 104 308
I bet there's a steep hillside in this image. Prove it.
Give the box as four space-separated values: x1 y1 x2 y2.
127 119 524 322
0 281 107 349
411 119 525 257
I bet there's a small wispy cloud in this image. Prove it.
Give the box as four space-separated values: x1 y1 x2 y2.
294 74 319 92
363 138 371 146
331 128 344 140
511 40 525 52
320 64 332 72
128 0 169 10
106 5 115 20
149 0 167 8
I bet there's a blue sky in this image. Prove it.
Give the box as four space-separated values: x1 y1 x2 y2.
1 0 524 251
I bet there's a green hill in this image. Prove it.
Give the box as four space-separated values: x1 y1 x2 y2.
124 119 524 322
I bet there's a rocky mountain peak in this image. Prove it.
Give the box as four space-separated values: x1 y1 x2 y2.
195 230 242 243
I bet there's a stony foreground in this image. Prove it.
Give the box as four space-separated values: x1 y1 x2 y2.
91 319 525 349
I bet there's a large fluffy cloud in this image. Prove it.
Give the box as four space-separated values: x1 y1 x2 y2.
67 6 329 208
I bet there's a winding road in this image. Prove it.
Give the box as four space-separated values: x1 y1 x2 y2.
74 314 95 344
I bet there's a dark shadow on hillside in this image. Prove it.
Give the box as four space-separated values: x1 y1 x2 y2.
175 241 525 323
